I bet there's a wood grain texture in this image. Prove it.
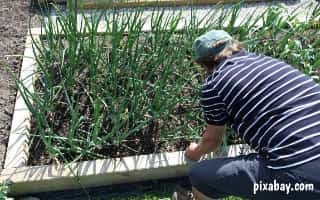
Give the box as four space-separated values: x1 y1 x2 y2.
36 0 269 8
76 0 268 9
0 145 252 195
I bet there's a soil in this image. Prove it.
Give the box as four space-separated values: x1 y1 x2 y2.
0 0 40 171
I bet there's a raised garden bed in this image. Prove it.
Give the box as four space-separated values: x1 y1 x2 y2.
1 2 320 197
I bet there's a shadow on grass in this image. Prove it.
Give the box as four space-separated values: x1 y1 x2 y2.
26 176 242 200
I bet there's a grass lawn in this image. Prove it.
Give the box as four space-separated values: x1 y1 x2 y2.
109 195 242 200
107 192 243 200
96 179 243 200
20 177 244 200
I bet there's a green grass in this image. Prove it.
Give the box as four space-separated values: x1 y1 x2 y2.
12 1 320 165
96 182 243 200
106 193 242 200
103 190 172 200
0 181 10 200
107 194 242 200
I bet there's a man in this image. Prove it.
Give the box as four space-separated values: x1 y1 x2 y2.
174 30 320 200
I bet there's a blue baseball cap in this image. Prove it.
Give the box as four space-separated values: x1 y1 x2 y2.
193 30 232 61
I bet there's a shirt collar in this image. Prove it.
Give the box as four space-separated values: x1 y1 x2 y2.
214 50 248 71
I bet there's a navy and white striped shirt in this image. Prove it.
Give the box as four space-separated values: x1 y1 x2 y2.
201 50 320 170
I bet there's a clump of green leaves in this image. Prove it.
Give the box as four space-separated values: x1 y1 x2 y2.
245 4 320 81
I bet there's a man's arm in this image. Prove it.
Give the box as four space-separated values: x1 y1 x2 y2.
185 124 225 161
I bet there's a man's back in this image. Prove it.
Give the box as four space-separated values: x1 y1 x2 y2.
201 50 320 169
184 30 320 200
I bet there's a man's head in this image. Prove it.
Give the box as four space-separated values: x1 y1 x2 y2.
193 30 244 73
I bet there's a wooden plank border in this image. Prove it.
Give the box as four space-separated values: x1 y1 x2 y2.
4 35 38 169
1 145 253 195
36 0 269 8
75 0 268 9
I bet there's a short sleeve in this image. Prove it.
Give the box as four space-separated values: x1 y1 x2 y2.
201 76 229 126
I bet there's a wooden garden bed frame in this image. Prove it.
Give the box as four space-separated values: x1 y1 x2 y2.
37 0 270 9
0 27 254 196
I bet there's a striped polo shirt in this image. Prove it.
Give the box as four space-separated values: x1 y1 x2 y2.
201 50 320 170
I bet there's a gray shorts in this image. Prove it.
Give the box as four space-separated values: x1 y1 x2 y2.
188 153 320 200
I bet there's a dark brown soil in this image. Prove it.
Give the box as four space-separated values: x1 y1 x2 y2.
0 0 39 171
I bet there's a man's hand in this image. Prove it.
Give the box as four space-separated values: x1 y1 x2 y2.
185 142 202 161
185 124 225 161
